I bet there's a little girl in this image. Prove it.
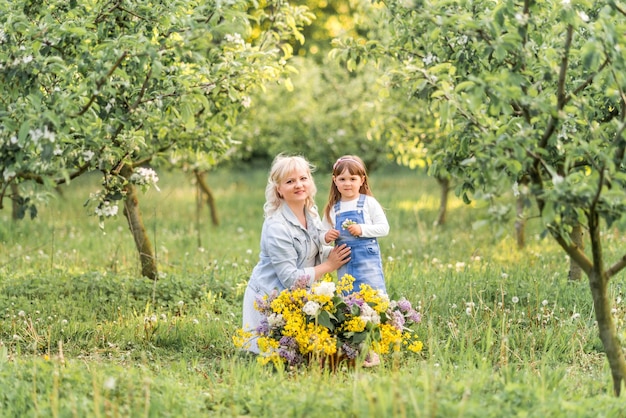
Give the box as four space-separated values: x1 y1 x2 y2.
322 155 389 295
322 155 389 367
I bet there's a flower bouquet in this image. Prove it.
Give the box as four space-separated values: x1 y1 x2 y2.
234 274 423 369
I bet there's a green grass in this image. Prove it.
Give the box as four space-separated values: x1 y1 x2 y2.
1 165 626 417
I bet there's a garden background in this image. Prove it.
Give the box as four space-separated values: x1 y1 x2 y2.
1 165 626 417
3 0 626 416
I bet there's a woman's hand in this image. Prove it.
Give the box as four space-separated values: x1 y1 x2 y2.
327 243 351 269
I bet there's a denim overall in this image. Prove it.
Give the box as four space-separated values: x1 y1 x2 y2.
335 194 386 294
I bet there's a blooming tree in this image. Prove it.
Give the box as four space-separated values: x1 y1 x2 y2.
0 0 313 279
335 0 626 395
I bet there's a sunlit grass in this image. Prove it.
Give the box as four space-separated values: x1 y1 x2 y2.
1 165 626 416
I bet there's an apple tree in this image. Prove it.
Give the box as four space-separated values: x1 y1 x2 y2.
0 0 313 279
335 0 626 395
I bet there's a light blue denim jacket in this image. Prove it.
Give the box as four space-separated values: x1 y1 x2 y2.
247 203 325 296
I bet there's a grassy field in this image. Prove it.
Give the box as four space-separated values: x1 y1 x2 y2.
1 164 626 417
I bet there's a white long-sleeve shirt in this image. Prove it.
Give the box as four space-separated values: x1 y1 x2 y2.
321 195 389 242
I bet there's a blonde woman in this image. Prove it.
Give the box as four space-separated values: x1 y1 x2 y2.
241 154 351 353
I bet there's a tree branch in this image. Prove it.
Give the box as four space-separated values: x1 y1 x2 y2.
564 57 610 104
75 51 128 117
17 162 91 186
549 225 593 275
607 255 626 278
539 25 573 149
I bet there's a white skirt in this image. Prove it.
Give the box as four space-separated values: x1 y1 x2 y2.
241 285 264 353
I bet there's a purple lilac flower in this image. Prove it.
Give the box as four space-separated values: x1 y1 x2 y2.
390 309 406 330
279 347 301 366
397 298 412 312
293 275 310 290
255 295 270 312
408 311 422 323
279 336 298 349
341 343 359 360
256 318 270 335
343 294 364 308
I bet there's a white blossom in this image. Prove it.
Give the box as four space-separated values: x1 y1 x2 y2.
303 301 321 316
312 281 335 298
83 150 95 161
130 167 160 191
359 303 381 324
267 313 285 328
94 201 118 218
512 181 520 197
103 377 116 390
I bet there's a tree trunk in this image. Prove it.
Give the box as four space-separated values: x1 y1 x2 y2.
121 165 158 280
194 170 219 226
10 182 20 221
587 210 626 396
568 224 584 281
589 269 626 396
434 176 449 226
514 193 525 249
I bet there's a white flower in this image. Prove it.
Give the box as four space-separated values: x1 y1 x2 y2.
130 167 160 191
94 201 119 218
83 150 95 161
103 377 116 390
303 301 321 316
267 313 285 328
224 33 245 46
542 300 548 306
552 174 564 185
423 52 438 65
2 168 17 182
512 181 520 197
512 296 519 304
312 281 336 298
359 303 380 324
341 219 356 229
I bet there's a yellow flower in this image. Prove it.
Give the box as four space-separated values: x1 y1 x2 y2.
232 328 254 350
336 274 355 294
342 316 366 333
407 339 424 353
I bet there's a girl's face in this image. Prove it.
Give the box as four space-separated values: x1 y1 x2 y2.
277 168 311 206
333 169 364 201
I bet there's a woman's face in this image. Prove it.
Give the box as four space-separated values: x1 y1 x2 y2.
277 168 311 206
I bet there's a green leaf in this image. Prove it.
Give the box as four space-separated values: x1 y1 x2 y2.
318 310 334 330
352 331 368 344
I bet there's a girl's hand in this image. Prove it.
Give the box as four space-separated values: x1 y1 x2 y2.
346 224 362 237
325 229 340 243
